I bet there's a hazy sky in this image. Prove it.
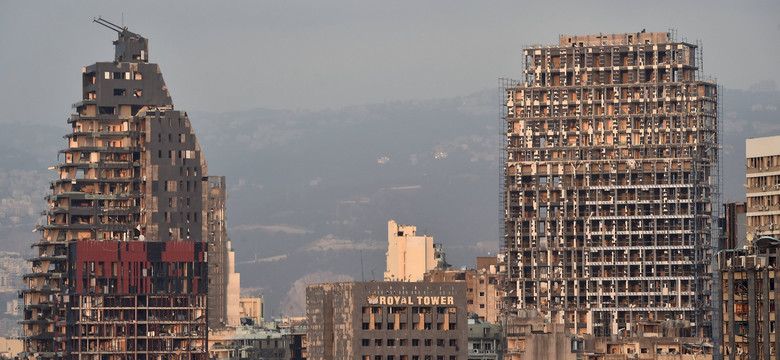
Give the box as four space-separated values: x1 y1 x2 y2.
1 1 779 122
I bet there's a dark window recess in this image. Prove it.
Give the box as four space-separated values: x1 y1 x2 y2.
113 89 126 96
98 106 115 115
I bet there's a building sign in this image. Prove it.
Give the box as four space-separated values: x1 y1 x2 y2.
367 294 455 306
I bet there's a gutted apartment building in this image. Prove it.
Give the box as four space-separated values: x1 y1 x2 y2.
501 31 719 337
719 237 780 360
20 19 228 360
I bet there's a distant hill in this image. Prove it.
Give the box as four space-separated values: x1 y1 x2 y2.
1 87 778 315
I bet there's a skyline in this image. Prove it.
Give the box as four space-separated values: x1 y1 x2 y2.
1 2 780 316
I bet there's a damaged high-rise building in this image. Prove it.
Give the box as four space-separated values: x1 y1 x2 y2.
501 32 719 337
20 19 230 360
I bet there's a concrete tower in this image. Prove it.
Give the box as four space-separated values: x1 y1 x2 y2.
501 32 718 337
20 19 227 360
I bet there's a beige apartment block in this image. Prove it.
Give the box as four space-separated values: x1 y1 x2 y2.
501 31 718 337
746 135 780 239
385 220 436 282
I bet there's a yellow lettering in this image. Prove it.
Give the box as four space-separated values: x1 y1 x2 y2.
431 296 440 305
417 296 423 305
400 296 407 305
448 296 454 305
394 296 401 305
441 296 447 305
379 296 386 305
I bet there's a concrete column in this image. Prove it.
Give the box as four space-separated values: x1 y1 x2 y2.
765 268 771 360
749 269 757 359
775 249 780 360
729 269 735 360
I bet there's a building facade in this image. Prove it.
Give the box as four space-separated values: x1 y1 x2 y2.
20 20 225 360
719 237 780 360
501 32 718 337
505 315 711 360
722 202 747 251
423 266 502 324
239 297 264 326
208 323 306 360
307 282 467 360
208 176 231 329
467 320 503 360
385 220 436 282
746 135 780 239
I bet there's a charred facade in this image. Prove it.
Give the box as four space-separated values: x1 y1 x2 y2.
21 19 226 360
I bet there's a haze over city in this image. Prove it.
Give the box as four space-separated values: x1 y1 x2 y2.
1 0 780 319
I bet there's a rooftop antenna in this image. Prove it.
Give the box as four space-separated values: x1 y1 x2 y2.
360 250 365 282
93 16 125 34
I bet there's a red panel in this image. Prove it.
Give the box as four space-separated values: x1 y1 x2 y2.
161 241 196 262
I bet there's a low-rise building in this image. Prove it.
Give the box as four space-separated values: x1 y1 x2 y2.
467 319 503 360
505 315 711 360
307 282 467 360
208 320 307 360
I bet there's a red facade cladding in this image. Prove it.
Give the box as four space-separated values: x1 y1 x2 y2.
71 240 204 294
161 241 199 262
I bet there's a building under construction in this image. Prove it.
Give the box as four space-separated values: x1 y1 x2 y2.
501 31 719 337
20 19 228 360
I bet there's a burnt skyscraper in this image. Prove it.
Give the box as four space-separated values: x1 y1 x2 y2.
501 32 719 337
20 19 228 360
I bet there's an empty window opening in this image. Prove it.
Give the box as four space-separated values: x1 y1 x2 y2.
113 89 126 96
98 106 115 115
